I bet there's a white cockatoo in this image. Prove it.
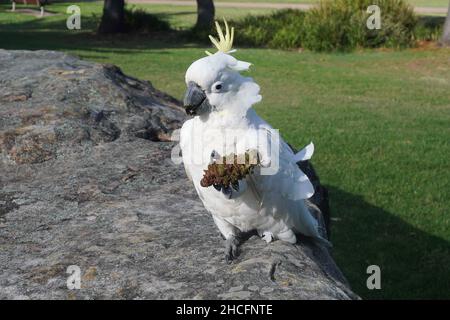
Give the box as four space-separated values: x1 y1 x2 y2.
179 20 330 262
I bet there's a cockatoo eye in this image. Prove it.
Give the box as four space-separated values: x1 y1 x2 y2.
212 82 223 93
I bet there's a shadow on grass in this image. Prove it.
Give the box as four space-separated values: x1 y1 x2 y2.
0 14 206 54
0 3 208 53
1 3 445 54
328 186 450 299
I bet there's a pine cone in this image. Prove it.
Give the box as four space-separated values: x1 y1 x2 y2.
200 150 260 188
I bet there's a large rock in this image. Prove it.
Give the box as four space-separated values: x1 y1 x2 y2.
0 50 357 300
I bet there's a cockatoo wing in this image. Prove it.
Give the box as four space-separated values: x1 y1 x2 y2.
277 140 315 201
180 119 194 183
245 120 325 241
250 122 315 201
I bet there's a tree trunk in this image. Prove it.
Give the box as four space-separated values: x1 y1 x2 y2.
441 1 450 46
195 0 215 31
98 0 125 34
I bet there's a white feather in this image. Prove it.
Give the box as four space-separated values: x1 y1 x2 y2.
293 142 315 162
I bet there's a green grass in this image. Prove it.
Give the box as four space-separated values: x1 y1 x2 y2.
1 2 450 299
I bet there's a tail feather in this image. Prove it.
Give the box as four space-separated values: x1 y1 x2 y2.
293 142 314 162
315 235 333 248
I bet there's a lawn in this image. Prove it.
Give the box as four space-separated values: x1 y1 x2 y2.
1 2 449 299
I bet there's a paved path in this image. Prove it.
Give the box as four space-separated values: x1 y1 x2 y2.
128 0 449 15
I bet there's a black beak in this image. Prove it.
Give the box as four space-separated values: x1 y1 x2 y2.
183 81 211 116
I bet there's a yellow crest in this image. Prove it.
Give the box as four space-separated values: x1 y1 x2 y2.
205 19 235 56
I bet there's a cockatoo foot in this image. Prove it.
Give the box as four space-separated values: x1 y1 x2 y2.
224 235 240 263
213 181 244 199
261 232 273 244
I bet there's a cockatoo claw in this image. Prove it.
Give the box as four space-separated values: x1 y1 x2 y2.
261 232 273 244
213 184 234 198
224 235 240 263
210 150 220 161
222 186 233 199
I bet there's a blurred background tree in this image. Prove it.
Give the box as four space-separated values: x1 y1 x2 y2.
98 0 125 34
195 0 215 30
441 1 450 45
